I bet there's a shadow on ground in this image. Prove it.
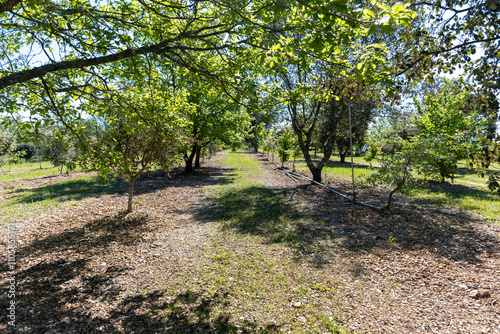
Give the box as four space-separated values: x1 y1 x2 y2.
0 199 278 333
197 177 499 267
8 167 235 205
1 158 498 332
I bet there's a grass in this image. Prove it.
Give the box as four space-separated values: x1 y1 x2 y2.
2 150 496 332
0 160 53 172
410 183 500 222
0 161 82 182
0 174 114 224
166 151 352 333
269 151 500 223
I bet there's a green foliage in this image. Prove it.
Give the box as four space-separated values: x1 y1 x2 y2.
412 80 488 182
277 128 295 168
80 83 188 212
291 144 302 172
0 128 14 168
261 130 276 158
43 134 76 174
362 139 416 195
363 142 379 168
183 77 250 168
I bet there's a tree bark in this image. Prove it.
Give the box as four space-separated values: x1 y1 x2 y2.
127 180 135 213
311 168 322 183
184 143 197 173
0 0 22 14
194 146 202 169
339 153 346 163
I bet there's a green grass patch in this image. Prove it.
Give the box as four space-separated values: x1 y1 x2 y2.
204 151 305 248
0 160 54 173
410 182 500 222
0 174 114 224
284 152 499 223
0 165 82 182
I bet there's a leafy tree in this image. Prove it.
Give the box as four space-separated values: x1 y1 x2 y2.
81 86 188 213
362 135 460 209
282 72 379 182
291 143 302 172
43 134 76 174
333 90 377 163
364 142 379 168
413 80 489 182
362 139 417 210
182 80 250 172
0 128 17 170
14 143 36 162
261 130 275 159
397 1 500 94
277 128 295 168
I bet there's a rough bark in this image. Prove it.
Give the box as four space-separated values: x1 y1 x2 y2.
194 146 201 169
184 143 197 173
127 180 135 213
311 168 322 183
0 0 22 14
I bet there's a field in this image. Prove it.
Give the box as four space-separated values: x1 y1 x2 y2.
1 152 499 333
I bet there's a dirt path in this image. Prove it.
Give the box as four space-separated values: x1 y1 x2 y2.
0 156 228 333
1 151 499 333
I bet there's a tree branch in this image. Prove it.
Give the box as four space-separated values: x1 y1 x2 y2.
0 31 238 90
0 0 22 14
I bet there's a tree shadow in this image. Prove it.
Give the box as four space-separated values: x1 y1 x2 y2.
455 166 483 177
324 160 372 170
197 181 499 267
10 177 115 204
0 261 279 333
0 207 278 333
8 166 235 205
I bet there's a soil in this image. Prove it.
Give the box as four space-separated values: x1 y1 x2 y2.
1 151 499 333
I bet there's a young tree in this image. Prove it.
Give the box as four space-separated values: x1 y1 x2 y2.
364 143 379 168
277 128 295 168
81 86 189 213
291 143 302 172
413 80 489 182
362 140 417 210
43 134 76 174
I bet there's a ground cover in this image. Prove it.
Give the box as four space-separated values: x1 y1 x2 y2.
0 151 499 333
277 153 500 224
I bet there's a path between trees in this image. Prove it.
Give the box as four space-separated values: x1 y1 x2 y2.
1 151 499 333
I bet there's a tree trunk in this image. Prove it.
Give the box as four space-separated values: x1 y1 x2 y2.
194 146 201 169
184 143 197 173
252 136 259 152
37 143 42 169
311 168 322 183
339 153 346 163
127 180 135 213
